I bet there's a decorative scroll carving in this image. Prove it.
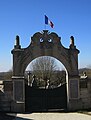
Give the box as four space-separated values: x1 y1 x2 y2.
31 30 61 45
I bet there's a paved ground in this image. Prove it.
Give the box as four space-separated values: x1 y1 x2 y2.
15 112 91 120
0 112 91 120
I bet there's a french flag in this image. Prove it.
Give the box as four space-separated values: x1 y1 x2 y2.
45 15 54 28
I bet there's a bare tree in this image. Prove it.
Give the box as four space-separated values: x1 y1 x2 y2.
26 56 66 88
30 56 58 80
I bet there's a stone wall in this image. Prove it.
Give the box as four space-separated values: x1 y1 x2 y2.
79 76 91 110
0 80 13 112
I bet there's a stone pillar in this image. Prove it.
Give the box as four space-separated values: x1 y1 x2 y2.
67 75 81 111
11 76 25 112
11 35 25 112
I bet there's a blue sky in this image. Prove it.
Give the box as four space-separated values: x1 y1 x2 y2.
0 0 91 72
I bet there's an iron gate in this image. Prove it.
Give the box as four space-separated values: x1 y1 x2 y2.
25 84 67 112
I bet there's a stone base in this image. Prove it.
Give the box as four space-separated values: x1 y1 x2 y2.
11 101 25 113
68 99 82 111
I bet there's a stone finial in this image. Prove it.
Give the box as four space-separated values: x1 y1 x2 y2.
15 35 20 46
14 35 21 49
70 36 74 46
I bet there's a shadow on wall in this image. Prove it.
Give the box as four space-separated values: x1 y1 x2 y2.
0 90 4 95
0 112 16 120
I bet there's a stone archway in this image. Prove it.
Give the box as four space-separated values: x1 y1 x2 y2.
25 56 68 112
11 30 80 112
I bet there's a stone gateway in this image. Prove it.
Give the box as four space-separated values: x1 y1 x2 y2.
11 30 80 112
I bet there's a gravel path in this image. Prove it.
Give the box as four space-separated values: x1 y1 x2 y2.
15 112 91 120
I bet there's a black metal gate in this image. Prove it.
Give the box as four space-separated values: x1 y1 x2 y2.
25 84 67 112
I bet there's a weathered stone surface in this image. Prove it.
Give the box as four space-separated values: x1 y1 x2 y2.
11 30 80 112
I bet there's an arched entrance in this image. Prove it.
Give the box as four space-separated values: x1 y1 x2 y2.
11 30 80 112
25 56 67 112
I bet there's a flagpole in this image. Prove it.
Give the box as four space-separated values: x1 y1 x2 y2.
44 24 46 30
44 14 46 30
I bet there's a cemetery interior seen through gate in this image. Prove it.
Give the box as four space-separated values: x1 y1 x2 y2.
25 59 67 112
